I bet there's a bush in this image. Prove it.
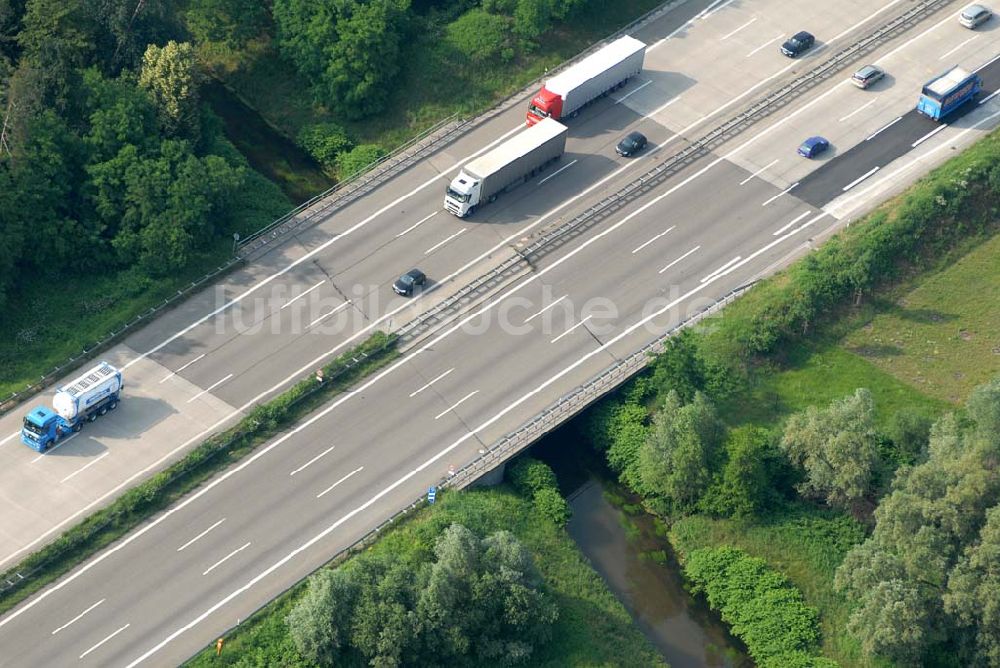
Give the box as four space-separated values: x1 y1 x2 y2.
336 143 386 179
296 123 353 167
508 457 558 496
533 487 570 526
684 546 824 666
445 9 514 64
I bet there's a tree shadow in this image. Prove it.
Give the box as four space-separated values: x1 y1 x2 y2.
892 308 958 324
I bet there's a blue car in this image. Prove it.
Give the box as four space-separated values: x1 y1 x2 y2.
797 136 829 158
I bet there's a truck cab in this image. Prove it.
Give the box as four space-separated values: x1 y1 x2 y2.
527 89 561 125
21 406 77 452
444 174 480 217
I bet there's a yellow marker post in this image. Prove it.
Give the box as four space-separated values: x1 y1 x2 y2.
216 638 224 656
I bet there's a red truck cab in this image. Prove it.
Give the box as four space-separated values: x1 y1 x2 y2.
527 87 562 125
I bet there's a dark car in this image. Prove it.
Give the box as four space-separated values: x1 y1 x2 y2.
393 268 426 296
797 136 829 159
615 131 648 157
781 31 815 57
851 64 885 89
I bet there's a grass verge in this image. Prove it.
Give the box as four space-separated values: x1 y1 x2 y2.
185 487 667 668
0 332 398 617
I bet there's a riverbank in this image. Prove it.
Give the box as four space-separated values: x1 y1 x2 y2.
186 483 666 667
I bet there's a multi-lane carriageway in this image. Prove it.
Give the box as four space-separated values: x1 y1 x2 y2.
2 0 1000 664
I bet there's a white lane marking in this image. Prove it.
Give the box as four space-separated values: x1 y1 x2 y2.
434 391 479 420
632 226 676 254
721 17 756 40
186 374 233 404
409 368 455 398
866 116 903 141
550 316 593 344
425 228 467 255
31 433 81 463
700 0 735 20
0 0 913 573
842 166 881 192
830 107 1000 218
395 211 438 238
739 159 779 185
159 354 207 383
79 623 129 660
761 182 798 207
307 300 352 329
202 542 252 576
289 446 337 476
316 467 364 498
648 96 682 119
912 124 948 148
701 256 742 283
659 246 701 274
176 519 226 552
0 432 17 447
524 295 567 324
614 80 651 104
280 281 325 310
60 452 111 484
121 213 822 668
839 99 876 122
538 159 578 185
773 211 812 236
746 34 782 57
51 599 105 635
940 35 977 60
980 90 1000 105
648 0 732 50
115 123 525 374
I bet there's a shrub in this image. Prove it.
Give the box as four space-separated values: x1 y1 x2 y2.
336 143 386 179
445 9 514 64
508 456 558 496
533 487 571 526
296 123 354 167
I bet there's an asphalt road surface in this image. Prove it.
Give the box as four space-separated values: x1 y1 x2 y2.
2 0 1000 664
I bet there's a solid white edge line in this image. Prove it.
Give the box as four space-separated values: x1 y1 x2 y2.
842 166 881 192
51 599 105 635
721 16 756 40
79 623 130 660
773 211 812 236
524 295 567 324
316 467 364 498
866 115 903 141
538 159 578 185
700 256 742 283
979 90 1000 105
159 353 207 383
938 34 977 60
614 80 651 104
746 34 782 58
434 391 480 420
279 281 325 310
186 374 234 404
176 519 226 552
202 542 252 577
409 368 455 398
60 452 111 484
550 315 593 344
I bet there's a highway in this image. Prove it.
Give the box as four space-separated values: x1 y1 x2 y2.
2 0 1000 664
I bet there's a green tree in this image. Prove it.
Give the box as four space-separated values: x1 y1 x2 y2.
84 0 168 72
779 388 880 511
287 568 359 665
701 426 780 518
444 8 513 64
513 0 551 43
0 0 25 61
296 122 352 168
336 142 384 178
649 329 707 404
185 0 267 51
350 556 421 666
272 0 337 82
138 40 201 139
81 68 158 163
0 166 22 308
638 391 723 511
945 504 1000 666
886 407 933 466
16 0 93 113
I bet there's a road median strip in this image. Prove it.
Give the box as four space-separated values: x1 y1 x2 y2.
0 332 399 617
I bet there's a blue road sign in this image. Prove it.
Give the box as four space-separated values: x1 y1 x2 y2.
428 486 437 504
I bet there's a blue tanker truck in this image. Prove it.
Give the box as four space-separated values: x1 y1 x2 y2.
21 361 123 452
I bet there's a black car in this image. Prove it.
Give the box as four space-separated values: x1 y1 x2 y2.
393 268 426 296
616 131 648 157
781 31 815 57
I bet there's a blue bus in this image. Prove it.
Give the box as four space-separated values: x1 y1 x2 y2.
917 66 982 121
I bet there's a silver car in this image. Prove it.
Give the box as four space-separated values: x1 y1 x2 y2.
959 4 992 28
851 65 885 89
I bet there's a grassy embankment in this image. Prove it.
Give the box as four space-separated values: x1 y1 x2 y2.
200 0 666 157
664 154 1000 666
185 487 667 668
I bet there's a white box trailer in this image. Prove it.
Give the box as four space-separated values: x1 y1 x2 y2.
527 36 646 124
444 118 569 217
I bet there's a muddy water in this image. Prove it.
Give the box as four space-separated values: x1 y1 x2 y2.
567 479 751 668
